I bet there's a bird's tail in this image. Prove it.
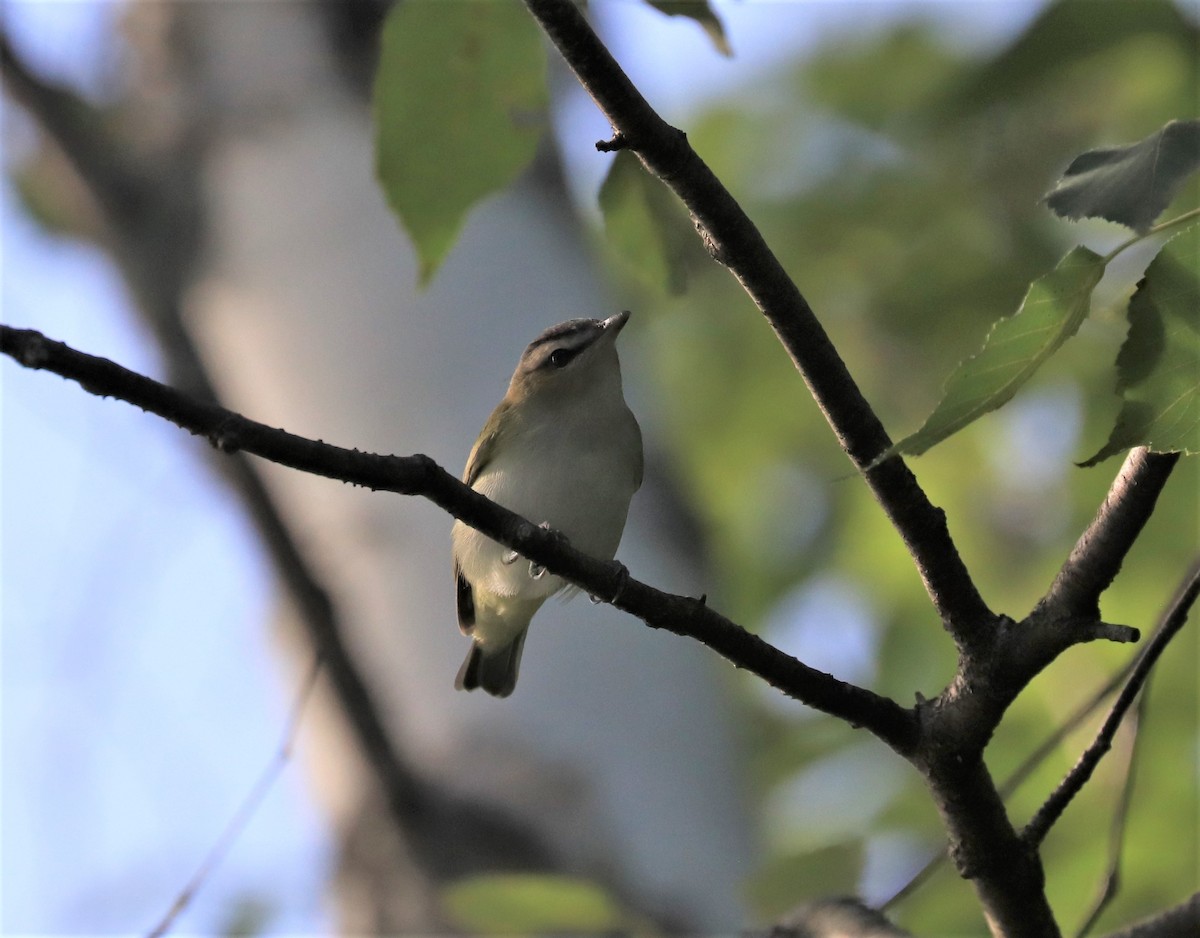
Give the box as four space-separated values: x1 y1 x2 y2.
455 630 528 698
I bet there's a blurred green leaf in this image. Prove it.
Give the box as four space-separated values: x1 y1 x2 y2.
645 0 731 57
1044 120 1200 233
219 896 273 937
374 0 547 284
599 150 694 294
882 247 1106 463
802 25 964 133
945 0 1199 120
1081 223 1200 465
744 841 864 919
442 874 629 934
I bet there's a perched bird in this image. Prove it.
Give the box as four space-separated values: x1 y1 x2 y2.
451 311 643 697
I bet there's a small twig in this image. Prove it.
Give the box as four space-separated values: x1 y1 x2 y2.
595 132 628 152
146 654 324 938
0 324 919 754
997 672 1131 804
1080 621 1140 644
1075 695 1146 938
1025 559 1200 846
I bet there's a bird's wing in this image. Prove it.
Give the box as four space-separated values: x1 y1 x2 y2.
457 401 512 635
463 399 511 487
455 560 475 634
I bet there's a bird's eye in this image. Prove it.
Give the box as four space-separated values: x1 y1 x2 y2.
548 348 574 368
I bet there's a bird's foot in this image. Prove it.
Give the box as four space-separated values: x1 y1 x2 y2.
598 560 630 605
528 520 559 580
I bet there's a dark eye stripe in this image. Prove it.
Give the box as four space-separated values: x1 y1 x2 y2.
524 319 597 354
546 346 582 369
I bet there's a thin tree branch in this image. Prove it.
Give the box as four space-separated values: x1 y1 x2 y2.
1024 559 1200 846
1 323 920 755
1041 449 1181 618
521 0 994 648
1 32 559 884
1074 695 1145 938
147 653 324 938
996 682 1121 799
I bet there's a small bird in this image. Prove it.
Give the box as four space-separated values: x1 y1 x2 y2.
451 311 643 697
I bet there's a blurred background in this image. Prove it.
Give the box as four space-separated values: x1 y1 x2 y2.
2 1 1196 935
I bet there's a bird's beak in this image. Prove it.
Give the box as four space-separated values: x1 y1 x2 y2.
601 310 631 335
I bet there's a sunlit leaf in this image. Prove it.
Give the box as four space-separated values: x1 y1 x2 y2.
599 150 693 294
374 0 547 284
645 0 731 57
1080 223 1199 466
881 247 1106 463
1044 119 1200 233
442 874 628 934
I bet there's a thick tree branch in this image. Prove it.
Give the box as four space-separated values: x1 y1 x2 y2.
906 460 1174 794
883 634 1145 914
1041 449 1180 619
1024 559 1200 847
1 324 919 755
919 753 1058 937
1100 892 1199 938
521 0 994 649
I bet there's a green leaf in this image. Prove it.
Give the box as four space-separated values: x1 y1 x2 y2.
882 246 1106 462
599 150 693 294
1044 119 1200 233
442 874 629 934
744 841 865 918
946 0 1197 121
374 0 547 284
645 1 732 57
1080 223 1200 465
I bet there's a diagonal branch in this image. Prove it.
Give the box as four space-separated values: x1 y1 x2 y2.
1 323 919 755
1074 693 1145 938
1041 448 1180 619
1024 558 1200 846
1098 891 1199 938
0 32 144 222
521 0 993 648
